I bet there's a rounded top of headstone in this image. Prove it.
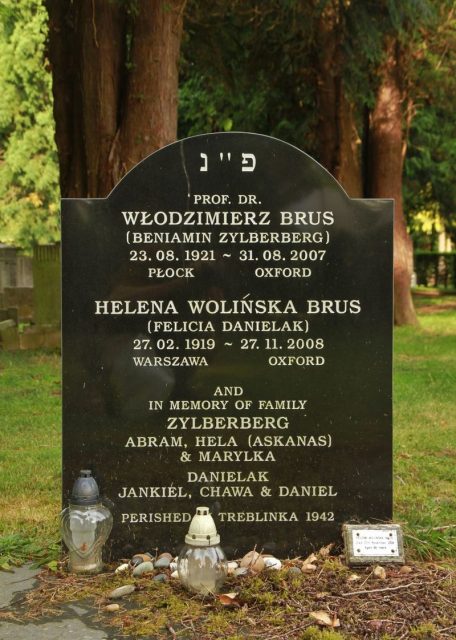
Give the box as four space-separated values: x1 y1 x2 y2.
70 470 100 506
108 132 350 204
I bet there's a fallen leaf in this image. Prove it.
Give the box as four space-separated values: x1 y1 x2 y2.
217 592 241 607
318 543 334 558
373 565 386 580
310 611 332 626
309 610 340 628
303 552 318 565
347 573 361 582
399 565 413 574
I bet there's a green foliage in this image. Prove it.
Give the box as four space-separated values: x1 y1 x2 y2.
0 0 59 250
0 0 452 249
0 532 59 571
409 622 438 639
179 1 317 149
179 0 456 234
329 0 441 112
406 109 456 225
300 630 346 640
404 3 456 242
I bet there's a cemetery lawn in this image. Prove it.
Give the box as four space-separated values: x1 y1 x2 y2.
0 294 455 567
0 350 61 569
394 293 456 560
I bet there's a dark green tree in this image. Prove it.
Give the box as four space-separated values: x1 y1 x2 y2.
404 2 456 244
180 0 453 324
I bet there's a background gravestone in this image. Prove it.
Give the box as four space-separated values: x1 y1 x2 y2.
62 132 392 558
33 244 61 326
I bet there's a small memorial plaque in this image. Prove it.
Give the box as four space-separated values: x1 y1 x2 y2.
343 524 405 565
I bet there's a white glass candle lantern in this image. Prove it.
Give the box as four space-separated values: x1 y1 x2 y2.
177 506 227 594
60 470 113 574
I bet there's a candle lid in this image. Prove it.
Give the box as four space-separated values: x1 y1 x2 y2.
185 506 220 546
70 470 100 506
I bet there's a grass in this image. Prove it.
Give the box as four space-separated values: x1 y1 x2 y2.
0 294 455 566
0 350 61 568
394 294 456 559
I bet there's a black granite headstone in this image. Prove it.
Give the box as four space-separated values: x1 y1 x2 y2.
62 132 393 559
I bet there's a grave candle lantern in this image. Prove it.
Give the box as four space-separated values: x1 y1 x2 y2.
177 506 227 594
60 470 113 574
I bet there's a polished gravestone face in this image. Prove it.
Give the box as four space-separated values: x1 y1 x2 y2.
62 133 392 558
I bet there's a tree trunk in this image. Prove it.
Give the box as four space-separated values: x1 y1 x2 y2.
368 38 418 326
46 0 186 198
315 1 362 197
119 0 185 171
